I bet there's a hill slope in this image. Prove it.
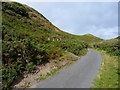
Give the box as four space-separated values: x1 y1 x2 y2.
78 34 103 43
2 2 89 89
2 1 104 89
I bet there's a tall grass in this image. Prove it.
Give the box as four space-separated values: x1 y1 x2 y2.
91 50 119 88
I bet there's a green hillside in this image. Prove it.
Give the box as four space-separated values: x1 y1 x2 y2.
1 1 119 89
61 33 103 44
1 1 105 89
78 34 103 43
2 2 89 89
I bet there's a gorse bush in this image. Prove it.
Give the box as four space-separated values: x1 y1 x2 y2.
2 2 88 89
2 38 64 89
93 39 119 56
54 39 88 56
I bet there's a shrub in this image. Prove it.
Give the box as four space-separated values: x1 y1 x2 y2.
2 2 29 17
93 40 119 56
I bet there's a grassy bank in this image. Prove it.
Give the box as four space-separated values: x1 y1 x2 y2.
91 50 119 88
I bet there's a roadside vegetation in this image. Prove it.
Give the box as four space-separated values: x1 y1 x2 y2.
91 37 119 88
91 50 119 88
92 37 119 56
38 69 58 81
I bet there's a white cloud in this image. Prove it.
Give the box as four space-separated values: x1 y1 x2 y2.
96 27 118 39
89 26 118 39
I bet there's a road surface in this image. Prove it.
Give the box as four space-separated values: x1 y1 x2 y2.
30 49 102 88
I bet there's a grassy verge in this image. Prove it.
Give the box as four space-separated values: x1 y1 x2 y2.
91 50 119 88
38 69 58 81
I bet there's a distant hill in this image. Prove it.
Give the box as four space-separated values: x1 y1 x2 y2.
73 34 103 43
80 34 103 43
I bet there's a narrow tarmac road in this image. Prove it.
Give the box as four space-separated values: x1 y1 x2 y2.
30 49 102 88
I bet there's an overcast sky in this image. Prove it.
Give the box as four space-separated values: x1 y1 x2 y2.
18 2 118 39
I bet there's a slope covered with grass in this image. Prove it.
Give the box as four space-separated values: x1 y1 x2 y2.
2 2 89 89
76 34 103 43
